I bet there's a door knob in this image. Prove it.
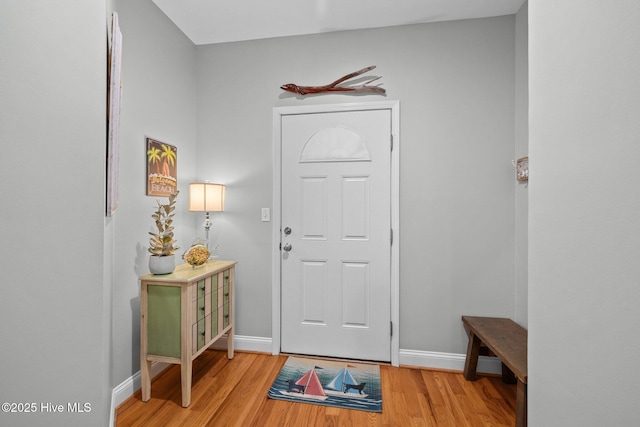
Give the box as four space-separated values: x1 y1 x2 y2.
283 243 292 252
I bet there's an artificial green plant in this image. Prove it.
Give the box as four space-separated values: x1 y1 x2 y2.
148 190 179 256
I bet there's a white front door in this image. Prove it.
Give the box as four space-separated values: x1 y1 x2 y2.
280 106 392 362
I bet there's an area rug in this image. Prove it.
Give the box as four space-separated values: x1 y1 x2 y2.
267 356 382 412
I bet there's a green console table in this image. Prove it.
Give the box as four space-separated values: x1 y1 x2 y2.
139 260 236 407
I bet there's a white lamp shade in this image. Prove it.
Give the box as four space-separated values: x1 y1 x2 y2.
189 182 225 212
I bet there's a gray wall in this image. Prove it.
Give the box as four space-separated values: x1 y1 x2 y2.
1 1 525 424
529 0 640 425
195 16 517 353
111 0 198 386
6 0 640 423
0 1 110 426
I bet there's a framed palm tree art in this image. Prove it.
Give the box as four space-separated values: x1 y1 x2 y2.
146 137 178 196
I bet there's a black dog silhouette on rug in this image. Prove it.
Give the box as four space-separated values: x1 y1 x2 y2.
287 379 305 394
344 383 366 395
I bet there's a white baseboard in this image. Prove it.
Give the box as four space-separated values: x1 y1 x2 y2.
110 336 501 426
399 349 502 374
109 359 169 427
109 334 271 426
210 334 273 353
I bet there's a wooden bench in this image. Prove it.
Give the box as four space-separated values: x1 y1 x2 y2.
461 316 527 427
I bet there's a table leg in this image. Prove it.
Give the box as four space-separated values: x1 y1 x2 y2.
227 327 234 359
502 362 517 384
463 332 481 381
516 380 527 427
140 359 152 402
181 359 192 407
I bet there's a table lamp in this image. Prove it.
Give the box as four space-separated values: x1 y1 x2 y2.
188 182 225 249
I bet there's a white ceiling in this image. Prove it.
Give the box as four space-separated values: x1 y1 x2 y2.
152 0 526 45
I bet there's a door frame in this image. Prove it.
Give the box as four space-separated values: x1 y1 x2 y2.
271 101 400 366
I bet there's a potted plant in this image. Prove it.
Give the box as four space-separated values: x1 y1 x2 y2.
148 190 179 274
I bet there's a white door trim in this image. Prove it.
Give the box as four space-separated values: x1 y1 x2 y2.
272 101 400 366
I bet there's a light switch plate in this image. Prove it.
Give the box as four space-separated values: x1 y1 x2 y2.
261 208 270 222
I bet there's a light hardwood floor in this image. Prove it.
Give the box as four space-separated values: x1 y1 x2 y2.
116 350 516 426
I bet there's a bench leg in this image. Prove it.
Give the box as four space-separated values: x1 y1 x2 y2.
463 332 481 381
502 362 517 384
516 380 527 427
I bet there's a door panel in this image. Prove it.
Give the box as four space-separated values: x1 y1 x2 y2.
280 108 391 362
342 176 369 239
341 261 369 326
301 177 327 238
301 260 327 324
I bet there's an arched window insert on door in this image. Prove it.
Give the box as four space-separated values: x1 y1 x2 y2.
300 127 372 163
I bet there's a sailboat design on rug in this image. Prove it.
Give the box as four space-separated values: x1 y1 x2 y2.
278 366 328 401
269 356 382 412
324 365 368 398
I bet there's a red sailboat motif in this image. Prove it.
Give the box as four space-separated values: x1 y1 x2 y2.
279 367 328 401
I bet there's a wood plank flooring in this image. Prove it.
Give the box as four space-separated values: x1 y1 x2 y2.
116 350 516 426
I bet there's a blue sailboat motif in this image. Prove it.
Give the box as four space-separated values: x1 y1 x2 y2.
324 365 368 398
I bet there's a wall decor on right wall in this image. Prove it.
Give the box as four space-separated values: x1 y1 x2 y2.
516 156 529 182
